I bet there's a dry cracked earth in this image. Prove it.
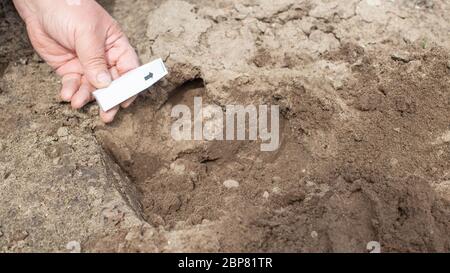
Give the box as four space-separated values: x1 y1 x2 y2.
0 0 449 252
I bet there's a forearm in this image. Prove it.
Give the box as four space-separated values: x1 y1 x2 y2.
13 0 34 21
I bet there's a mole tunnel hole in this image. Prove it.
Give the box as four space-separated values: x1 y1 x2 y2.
96 77 216 227
167 78 207 107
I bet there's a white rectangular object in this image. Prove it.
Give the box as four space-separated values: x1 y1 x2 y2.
93 58 168 112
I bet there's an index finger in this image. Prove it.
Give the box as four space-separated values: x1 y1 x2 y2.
106 37 140 108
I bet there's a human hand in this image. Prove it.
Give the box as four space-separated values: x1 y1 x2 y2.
13 0 140 123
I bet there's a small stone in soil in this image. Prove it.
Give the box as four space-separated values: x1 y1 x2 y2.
271 176 282 183
263 191 270 199
391 51 412 63
272 187 281 194
57 127 69 137
19 58 28 65
223 179 239 189
66 241 81 253
53 157 61 165
170 162 186 175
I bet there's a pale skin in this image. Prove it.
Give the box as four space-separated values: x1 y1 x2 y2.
12 0 140 123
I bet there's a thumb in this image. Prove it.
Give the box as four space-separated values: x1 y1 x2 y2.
75 29 112 89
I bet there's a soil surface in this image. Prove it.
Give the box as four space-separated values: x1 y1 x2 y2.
0 0 449 252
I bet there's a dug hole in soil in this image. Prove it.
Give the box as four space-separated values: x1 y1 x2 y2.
0 0 449 252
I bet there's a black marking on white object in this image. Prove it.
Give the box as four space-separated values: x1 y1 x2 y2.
92 58 168 112
144 72 153 81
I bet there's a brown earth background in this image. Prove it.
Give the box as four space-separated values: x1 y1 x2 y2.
0 0 449 252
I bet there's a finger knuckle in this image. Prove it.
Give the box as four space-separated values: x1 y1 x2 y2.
84 55 107 68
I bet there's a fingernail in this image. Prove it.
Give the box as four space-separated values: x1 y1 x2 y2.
96 71 112 87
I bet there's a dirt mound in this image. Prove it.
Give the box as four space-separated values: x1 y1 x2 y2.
95 45 450 252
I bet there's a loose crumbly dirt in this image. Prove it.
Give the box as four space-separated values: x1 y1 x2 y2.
0 0 449 252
